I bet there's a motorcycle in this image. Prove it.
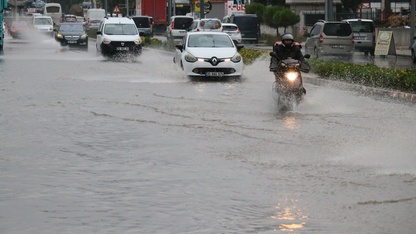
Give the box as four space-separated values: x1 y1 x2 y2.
270 52 311 109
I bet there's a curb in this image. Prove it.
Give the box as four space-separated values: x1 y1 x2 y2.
305 74 416 103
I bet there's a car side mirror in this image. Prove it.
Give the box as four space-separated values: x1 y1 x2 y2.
236 44 244 51
175 44 184 51
96 31 102 35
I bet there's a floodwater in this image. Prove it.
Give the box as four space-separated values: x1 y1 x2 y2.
1 35 416 233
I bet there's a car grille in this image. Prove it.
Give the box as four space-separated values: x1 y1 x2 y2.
192 68 236 75
65 35 80 40
110 41 136 48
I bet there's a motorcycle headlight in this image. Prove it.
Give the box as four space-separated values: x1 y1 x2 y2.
231 53 242 63
185 52 197 63
285 71 298 81
103 38 111 44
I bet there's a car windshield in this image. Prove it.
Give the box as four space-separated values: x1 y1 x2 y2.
34 18 53 25
348 21 374 33
188 34 234 48
323 23 352 36
104 24 138 35
59 24 84 32
199 20 221 30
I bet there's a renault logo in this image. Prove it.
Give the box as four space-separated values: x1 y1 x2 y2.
211 57 218 66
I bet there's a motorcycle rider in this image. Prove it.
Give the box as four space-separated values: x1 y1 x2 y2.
269 33 305 72
269 33 308 93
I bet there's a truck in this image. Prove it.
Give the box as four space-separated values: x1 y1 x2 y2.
136 0 167 29
0 0 7 51
85 8 105 23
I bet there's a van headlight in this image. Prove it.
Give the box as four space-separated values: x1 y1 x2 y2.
231 53 242 63
134 39 141 45
103 38 111 44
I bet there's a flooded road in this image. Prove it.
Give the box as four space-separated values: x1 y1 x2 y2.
1 37 416 233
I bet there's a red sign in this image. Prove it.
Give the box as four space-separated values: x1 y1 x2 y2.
113 5 120 13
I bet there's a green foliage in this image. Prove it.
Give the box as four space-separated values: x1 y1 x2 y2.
309 59 416 93
239 48 269 65
263 6 284 29
274 9 300 30
245 3 265 23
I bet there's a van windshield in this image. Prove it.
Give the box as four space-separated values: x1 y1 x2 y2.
104 24 138 35
133 18 150 28
348 21 374 33
323 23 352 36
233 17 257 30
174 18 193 29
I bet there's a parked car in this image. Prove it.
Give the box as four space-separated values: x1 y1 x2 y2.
188 18 223 32
166 15 194 43
32 15 54 36
173 32 244 79
342 18 375 56
54 22 88 49
221 23 242 44
304 20 354 58
96 17 142 57
131 16 153 37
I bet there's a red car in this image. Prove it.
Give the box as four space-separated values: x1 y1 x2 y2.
8 20 31 39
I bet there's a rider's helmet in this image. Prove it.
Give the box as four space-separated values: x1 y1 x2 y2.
281 33 294 47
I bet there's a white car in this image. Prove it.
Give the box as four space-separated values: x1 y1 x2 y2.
221 23 242 44
173 32 244 79
96 17 142 57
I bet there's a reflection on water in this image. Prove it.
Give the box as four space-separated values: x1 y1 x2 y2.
283 115 298 130
272 202 308 232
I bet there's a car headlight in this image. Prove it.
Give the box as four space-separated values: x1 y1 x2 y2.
184 52 197 63
231 53 242 63
103 38 111 44
134 39 141 45
56 33 63 39
80 34 87 40
285 72 298 81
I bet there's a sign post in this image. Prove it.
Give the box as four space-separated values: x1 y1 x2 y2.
374 31 396 57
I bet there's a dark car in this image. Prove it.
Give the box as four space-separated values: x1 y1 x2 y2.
131 16 153 37
54 23 88 49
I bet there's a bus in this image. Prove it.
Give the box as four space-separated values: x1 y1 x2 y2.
42 3 62 25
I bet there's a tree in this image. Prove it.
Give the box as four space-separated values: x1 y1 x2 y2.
245 3 265 23
340 0 362 13
273 8 300 33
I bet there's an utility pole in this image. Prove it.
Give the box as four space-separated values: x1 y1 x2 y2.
411 0 415 48
126 0 129 16
200 0 204 19
325 0 333 21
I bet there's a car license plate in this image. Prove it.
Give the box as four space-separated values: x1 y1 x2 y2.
355 36 366 40
331 45 345 49
67 40 77 44
116 47 129 51
180 31 186 34
206 72 224 77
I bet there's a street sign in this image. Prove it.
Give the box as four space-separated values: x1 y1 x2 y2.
113 5 120 13
374 31 397 56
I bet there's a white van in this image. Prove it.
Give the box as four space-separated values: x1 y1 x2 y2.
85 9 105 23
32 15 54 36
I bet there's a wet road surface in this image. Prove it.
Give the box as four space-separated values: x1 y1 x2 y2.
1 35 416 233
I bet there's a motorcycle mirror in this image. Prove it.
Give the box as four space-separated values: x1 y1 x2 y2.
304 54 311 59
269 52 275 57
